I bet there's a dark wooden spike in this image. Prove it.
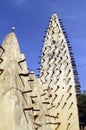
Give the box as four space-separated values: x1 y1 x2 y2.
28 79 34 82
0 58 3 63
68 102 73 109
30 96 38 98
45 114 59 119
34 115 39 120
62 102 67 109
68 113 72 120
34 123 41 127
46 122 61 125
42 102 50 104
0 69 4 75
32 99 35 104
0 46 5 57
33 109 40 111
19 73 29 77
41 93 46 96
18 59 26 64
22 90 32 94
23 107 33 111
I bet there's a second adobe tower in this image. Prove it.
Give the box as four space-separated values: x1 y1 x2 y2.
40 13 80 94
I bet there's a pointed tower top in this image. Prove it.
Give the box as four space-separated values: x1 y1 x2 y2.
50 13 58 21
2 32 18 46
52 13 57 17
2 32 20 60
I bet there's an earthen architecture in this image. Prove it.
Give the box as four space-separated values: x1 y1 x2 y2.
0 13 80 130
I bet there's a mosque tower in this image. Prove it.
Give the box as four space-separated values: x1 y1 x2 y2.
39 13 80 130
40 13 80 94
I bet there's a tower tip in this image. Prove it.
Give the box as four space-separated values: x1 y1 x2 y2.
50 12 58 21
52 12 58 18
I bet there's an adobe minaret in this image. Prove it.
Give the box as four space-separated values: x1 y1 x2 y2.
39 13 80 129
0 13 80 130
40 13 80 94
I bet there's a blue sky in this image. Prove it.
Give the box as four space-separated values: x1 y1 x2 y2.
0 0 86 90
